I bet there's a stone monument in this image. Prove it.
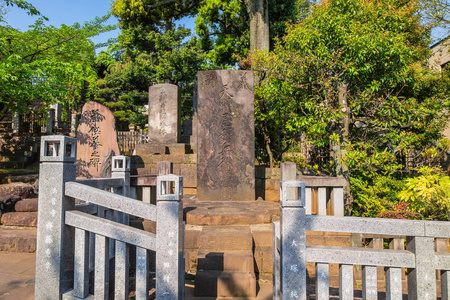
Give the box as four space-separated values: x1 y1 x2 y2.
76 101 120 178
197 70 255 201
148 84 181 144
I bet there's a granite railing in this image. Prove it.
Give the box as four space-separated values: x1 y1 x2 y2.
35 136 185 300
273 179 450 300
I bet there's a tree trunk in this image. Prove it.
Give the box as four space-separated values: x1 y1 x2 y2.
245 0 270 52
337 83 351 214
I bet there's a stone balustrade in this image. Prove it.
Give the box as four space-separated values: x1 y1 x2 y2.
274 179 450 300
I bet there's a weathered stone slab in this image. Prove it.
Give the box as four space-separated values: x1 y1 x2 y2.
76 102 120 178
1 212 37 227
15 198 38 212
0 183 35 198
148 84 180 144
197 70 255 201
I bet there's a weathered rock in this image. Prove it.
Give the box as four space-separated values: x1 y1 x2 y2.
0 182 35 199
1 212 38 227
99 148 115 178
197 70 255 201
15 198 39 212
0 194 21 213
76 101 120 178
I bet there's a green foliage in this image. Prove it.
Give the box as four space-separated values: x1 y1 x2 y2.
0 16 114 112
249 0 450 218
399 166 450 220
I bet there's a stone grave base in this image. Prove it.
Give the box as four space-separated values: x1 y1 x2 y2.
183 200 280 226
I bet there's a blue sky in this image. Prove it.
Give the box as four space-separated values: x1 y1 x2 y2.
3 0 196 53
3 0 119 52
3 0 445 48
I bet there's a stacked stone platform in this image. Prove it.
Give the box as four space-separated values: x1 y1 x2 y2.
194 226 257 297
1 198 38 227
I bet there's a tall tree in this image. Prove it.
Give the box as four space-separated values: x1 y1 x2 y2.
249 0 450 215
0 15 114 113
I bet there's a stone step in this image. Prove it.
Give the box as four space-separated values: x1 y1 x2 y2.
199 225 252 251
0 226 37 252
197 250 254 272
194 270 257 297
139 153 197 165
0 212 37 227
15 198 39 212
184 200 280 226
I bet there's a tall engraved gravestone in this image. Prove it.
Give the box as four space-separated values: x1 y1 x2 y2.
197 70 255 201
76 101 120 178
148 84 181 144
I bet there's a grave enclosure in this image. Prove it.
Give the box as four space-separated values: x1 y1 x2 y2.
32 69 450 299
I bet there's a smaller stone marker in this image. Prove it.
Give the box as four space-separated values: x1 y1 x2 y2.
148 84 181 144
76 101 120 178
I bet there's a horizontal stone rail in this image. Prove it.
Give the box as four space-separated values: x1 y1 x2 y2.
66 211 156 250
66 182 157 222
74 178 124 189
274 179 450 300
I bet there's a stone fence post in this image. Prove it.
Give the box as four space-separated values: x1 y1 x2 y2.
280 180 307 300
156 174 184 300
12 112 20 134
35 136 77 299
46 108 55 134
112 156 131 225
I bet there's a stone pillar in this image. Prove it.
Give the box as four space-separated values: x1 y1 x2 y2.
46 108 55 134
111 156 131 225
197 70 255 201
280 161 296 203
35 135 77 299
50 103 62 124
406 236 436 299
156 174 184 300
70 113 79 137
280 180 306 299
191 85 198 151
148 84 181 144
12 112 19 134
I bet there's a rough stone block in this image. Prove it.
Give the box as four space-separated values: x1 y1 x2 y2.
14 198 39 212
183 188 197 195
180 167 197 188
253 247 273 273
135 143 167 156
194 270 256 297
197 250 254 272
17 235 37 252
264 189 280 202
0 183 35 198
167 143 190 155
142 219 156 234
1 212 37 227
199 226 252 251
185 229 201 249
251 227 273 248
197 70 255 201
